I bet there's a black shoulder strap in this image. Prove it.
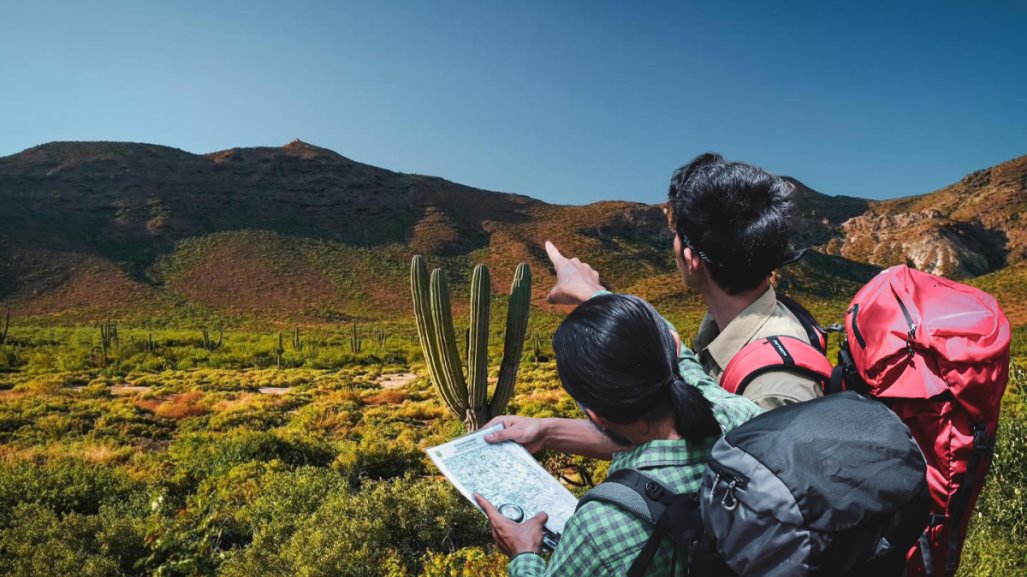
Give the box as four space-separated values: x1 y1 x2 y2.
777 293 828 354
577 469 670 523
579 469 731 577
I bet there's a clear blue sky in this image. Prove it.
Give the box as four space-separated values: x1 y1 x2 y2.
1 1 1024 204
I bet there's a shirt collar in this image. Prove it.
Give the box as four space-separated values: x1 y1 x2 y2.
610 438 715 471
701 286 778 372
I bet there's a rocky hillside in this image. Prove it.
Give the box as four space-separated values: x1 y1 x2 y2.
825 155 1027 278
0 141 1022 324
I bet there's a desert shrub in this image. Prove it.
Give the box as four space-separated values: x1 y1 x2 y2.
332 429 428 481
90 399 175 442
219 475 489 577
206 395 289 432
0 459 145 529
0 346 23 370
243 465 347 537
959 361 1027 576
167 429 335 491
0 502 148 577
414 547 506 577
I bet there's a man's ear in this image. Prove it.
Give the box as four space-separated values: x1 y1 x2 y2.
681 246 704 275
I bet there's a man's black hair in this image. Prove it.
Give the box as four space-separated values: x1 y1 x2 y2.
668 152 794 294
553 293 721 442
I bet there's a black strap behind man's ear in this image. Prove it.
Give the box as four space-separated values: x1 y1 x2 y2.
780 248 809 267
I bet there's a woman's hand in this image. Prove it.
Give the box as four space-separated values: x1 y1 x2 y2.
474 493 549 557
483 415 549 454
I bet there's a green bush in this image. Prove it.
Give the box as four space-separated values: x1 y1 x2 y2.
0 502 147 577
959 361 1027 576
166 429 336 490
0 459 145 528
220 475 490 577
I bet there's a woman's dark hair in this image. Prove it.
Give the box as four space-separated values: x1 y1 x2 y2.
553 293 721 442
668 152 795 294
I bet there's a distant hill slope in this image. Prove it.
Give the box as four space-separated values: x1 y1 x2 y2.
0 140 671 323
830 155 1027 277
0 141 1022 325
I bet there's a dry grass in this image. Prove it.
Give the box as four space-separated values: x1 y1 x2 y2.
365 388 408 405
136 390 208 420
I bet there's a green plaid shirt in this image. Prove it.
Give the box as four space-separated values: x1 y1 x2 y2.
508 346 762 577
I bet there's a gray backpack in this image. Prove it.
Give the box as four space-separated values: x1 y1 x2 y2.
579 392 931 577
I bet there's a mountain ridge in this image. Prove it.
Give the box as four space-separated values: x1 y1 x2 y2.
1 141 1023 324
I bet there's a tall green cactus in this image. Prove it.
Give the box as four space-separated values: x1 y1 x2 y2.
411 256 531 431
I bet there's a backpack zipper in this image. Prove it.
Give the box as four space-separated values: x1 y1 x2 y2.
848 303 867 349
708 462 749 511
894 294 917 357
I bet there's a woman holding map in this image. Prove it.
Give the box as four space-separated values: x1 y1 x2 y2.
474 293 762 577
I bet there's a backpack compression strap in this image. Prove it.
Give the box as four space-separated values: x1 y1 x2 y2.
578 469 726 577
720 335 834 397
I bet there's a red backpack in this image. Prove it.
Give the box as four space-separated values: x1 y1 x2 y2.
721 265 1011 577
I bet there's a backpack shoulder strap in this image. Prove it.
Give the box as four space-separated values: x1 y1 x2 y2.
579 469 709 577
721 335 833 396
777 292 828 354
577 468 668 523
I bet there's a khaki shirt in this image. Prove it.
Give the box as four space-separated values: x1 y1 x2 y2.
693 286 823 410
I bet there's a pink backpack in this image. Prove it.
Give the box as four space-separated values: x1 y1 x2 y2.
722 265 1011 576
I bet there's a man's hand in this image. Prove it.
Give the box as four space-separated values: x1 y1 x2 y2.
483 415 548 454
474 493 549 557
545 241 604 305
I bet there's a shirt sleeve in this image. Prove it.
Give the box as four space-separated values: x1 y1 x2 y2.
508 553 546 577
506 506 609 577
678 345 764 428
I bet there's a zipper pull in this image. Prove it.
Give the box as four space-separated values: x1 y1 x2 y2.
721 479 739 511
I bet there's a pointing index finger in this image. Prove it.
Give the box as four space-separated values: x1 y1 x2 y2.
544 240 567 267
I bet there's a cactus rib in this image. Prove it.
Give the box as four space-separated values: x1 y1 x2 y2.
411 256 464 418
490 263 531 416
467 265 491 413
430 269 471 415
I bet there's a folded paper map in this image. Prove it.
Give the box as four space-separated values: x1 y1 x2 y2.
426 424 578 541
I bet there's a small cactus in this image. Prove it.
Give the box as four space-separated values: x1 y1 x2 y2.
202 327 224 351
275 332 285 368
411 256 531 431
350 323 363 353
530 329 547 363
292 327 303 351
99 316 118 367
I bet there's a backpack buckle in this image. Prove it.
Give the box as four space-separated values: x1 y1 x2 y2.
645 481 665 501
972 424 992 456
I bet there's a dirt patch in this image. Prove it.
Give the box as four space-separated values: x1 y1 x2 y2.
258 387 290 395
375 372 418 389
111 385 152 395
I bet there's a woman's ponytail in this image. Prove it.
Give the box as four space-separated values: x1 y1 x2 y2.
667 376 721 441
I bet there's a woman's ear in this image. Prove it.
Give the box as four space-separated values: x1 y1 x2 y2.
583 407 610 430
